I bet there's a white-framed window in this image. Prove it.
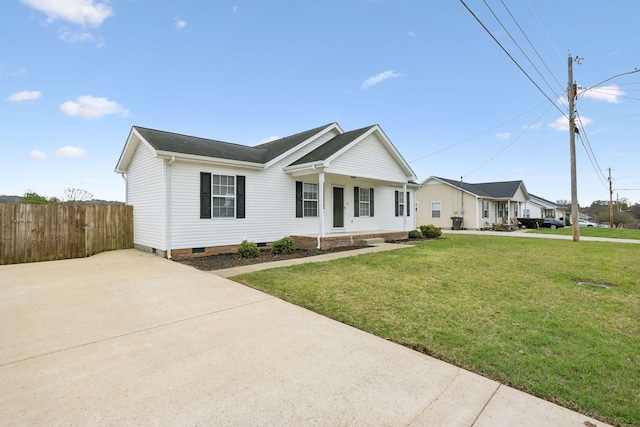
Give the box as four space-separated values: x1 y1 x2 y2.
482 201 489 218
212 174 235 217
431 201 441 218
303 182 318 217
523 209 531 218
359 187 370 217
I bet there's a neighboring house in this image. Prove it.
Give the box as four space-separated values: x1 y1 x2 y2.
415 176 529 230
522 194 565 220
114 123 418 258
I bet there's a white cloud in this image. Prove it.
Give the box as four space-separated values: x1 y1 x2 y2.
549 115 592 131
174 18 187 29
59 27 94 43
232 6 237 13
361 70 401 90
7 90 42 102
30 150 47 160
256 136 280 145
580 85 624 104
523 123 542 130
55 146 88 158
21 0 113 27
496 132 510 140
59 95 130 119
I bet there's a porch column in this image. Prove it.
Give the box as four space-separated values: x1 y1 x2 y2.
318 171 325 238
403 183 407 232
507 200 511 224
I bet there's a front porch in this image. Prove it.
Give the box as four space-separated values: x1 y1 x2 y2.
292 230 408 250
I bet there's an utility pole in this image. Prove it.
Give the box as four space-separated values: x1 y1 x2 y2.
609 168 614 228
568 55 580 241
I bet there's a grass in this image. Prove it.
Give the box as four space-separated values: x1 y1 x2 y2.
528 226 640 240
233 235 640 426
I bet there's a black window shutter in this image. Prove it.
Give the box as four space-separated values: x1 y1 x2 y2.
200 172 211 218
394 191 399 217
370 188 374 217
236 175 245 218
354 187 360 217
406 191 411 216
295 181 303 218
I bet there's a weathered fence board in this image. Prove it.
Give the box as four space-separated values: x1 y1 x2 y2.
0 204 133 265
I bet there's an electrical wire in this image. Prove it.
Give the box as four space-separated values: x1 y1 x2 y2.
526 0 565 62
409 101 548 164
575 110 608 187
459 0 567 117
498 0 566 98
465 103 553 178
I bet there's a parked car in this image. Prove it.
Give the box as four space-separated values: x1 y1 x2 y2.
578 219 598 227
541 218 565 229
596 223 609 228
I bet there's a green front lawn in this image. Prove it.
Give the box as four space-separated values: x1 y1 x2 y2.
233 235 640 426
528 226 640 240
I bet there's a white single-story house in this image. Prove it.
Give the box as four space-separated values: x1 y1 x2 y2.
114 123 418 258
415 176 529 230
522 194 565 220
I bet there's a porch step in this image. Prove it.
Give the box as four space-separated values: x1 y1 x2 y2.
362 238 385 246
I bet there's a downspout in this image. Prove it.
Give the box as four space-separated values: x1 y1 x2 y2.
312 165 325 249
166 156 175 259
119 173 128 205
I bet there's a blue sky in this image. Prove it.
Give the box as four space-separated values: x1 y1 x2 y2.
2 0 639 205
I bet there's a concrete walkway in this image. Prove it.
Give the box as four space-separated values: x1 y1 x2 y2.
0 248 611 426
445 228 640 244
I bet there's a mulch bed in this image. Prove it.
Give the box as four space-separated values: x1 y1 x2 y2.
176 238 425 271
176 245 366 271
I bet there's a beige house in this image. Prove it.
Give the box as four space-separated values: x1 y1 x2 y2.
415 176 529 230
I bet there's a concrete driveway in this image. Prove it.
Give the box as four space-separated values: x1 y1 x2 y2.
0 249 609 426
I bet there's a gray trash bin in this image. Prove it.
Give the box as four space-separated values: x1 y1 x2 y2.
451 216 463 230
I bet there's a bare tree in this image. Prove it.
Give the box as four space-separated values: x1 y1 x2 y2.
63 188 93 203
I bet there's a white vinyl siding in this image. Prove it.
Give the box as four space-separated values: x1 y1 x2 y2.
127 142 165 250
328 134 408 183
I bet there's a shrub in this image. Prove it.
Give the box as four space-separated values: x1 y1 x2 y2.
238 240 259 258
272 236 296 254
517 218 543 229
408 229 423 239
419 224 442 239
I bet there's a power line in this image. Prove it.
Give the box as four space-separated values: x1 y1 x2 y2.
465 103 553 177
409 101 548 164
459 0 567 117
575 110 608 187
498 0 566 96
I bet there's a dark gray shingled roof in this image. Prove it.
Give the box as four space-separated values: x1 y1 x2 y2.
133 123 335 164
436 177 524 198
290 126 375 165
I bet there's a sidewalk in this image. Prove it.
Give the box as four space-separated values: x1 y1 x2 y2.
0 248 611 426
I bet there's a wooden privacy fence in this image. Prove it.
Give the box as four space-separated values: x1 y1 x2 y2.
0 204 133 265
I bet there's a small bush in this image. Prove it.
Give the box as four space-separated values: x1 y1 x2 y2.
408 229 423 239
517 218 543 229
420 224 442 239
238 240 259 258
272 236 296 254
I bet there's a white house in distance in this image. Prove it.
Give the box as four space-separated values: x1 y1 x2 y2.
415 176 529 230
114 123 418 258
522 194 565 221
